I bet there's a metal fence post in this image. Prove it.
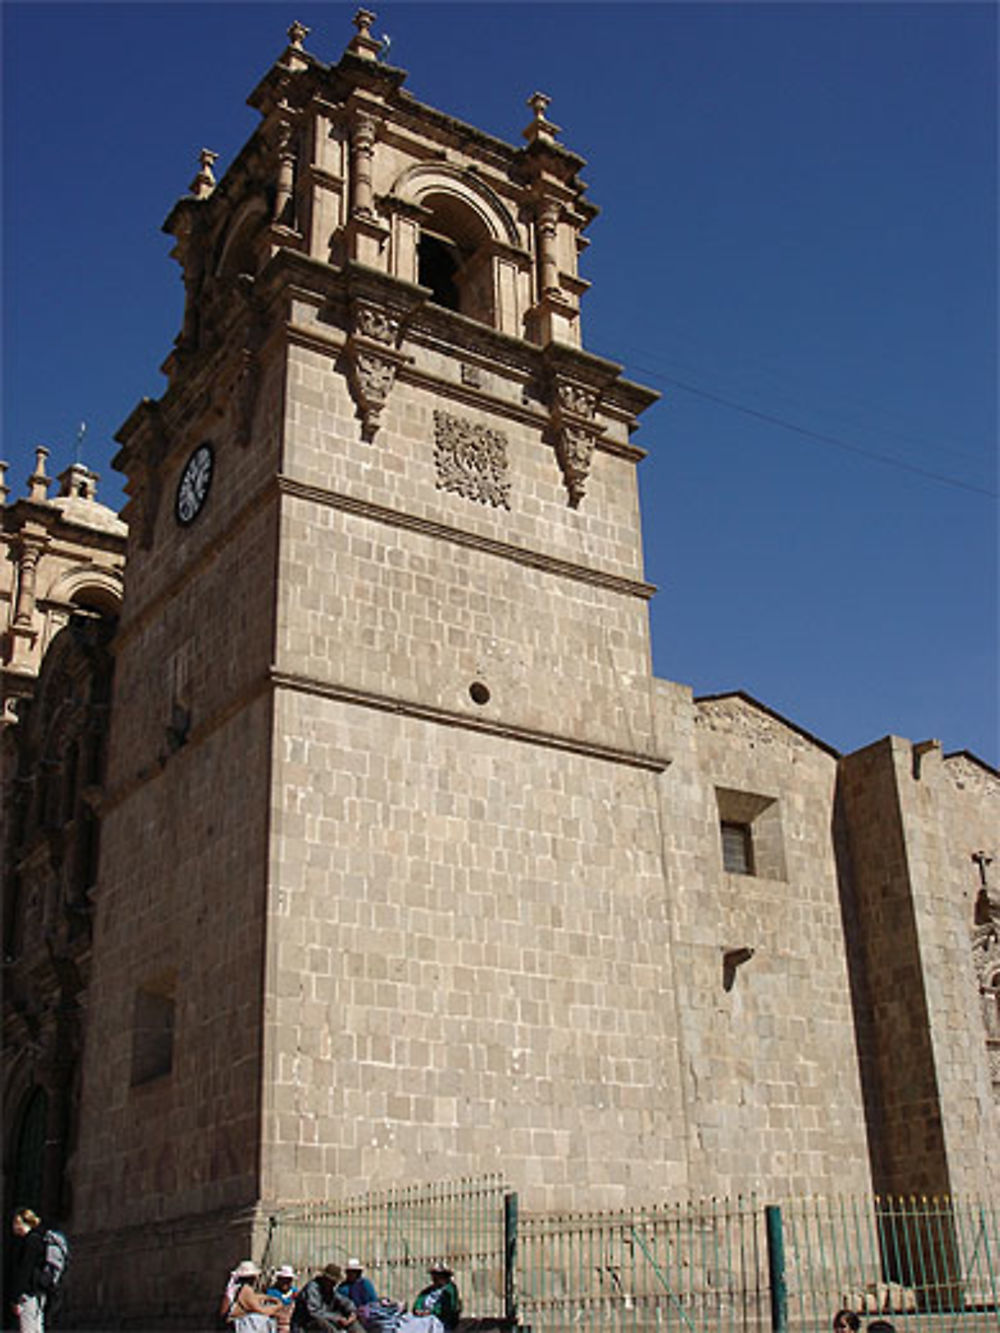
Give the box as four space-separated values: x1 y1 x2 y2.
765 1205 787 1333
504 1192 518 1325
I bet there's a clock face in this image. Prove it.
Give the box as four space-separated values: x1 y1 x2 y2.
175 443 214 526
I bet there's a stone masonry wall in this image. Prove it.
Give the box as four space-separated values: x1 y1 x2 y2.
655 684 873 1199
74 694 274 1237
262 686 686 1210
882 741 999 1198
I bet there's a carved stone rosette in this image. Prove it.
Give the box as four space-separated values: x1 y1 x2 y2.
346 297 407 442
433 410 511 509
548 375 602 508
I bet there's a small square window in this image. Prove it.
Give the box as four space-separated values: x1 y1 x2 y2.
715 787 787 880
721 821 754 875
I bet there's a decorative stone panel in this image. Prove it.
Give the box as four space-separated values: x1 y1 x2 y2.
433 410 511 509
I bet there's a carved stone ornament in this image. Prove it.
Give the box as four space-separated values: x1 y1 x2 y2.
354 303 400 345
546 371 603 508
554 424 597 509
695 697 811 754
233 348 260 448
557 381 598 419
349 350 397 441
973 917 1000 1101
945 754 1000 799
433 410 511 510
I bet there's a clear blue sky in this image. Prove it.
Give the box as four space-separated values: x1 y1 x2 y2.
3 2 997 765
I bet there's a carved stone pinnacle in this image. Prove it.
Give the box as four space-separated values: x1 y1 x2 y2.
287 20 309 48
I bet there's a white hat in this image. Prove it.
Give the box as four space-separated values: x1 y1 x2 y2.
275 1265 297 1279
346 1258 363 1270
234 1261 259 1279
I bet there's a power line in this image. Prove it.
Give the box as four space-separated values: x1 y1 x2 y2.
612 353 998 500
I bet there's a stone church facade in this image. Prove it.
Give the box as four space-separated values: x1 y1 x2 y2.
2 13 997 1324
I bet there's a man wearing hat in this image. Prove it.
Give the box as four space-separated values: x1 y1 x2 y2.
291 1264 360 1332
336 1260 377 1312
410 1264 461 1331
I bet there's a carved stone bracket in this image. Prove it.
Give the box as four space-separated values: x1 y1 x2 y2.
125 402 168 552
552 424 599 509
433 410 511 509
353 298 401 346
232 347 261 448
344 290 413 441
347 346 400 441
546 373 603 509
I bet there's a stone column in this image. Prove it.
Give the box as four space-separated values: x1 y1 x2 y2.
536 200 561 298
14 541 44 629
350 111 377 219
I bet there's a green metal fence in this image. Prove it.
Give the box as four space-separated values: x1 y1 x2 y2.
262 1175 509 1317
777 1196 999 1331
516 1195 766 1333
262 1186 998 1333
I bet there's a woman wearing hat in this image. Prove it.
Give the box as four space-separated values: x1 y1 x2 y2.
266 1266 299 1332
220 1261 282 1333
410 1265 461 1331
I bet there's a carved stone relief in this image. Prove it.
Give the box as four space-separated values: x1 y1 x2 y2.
944 754 1000 799
553 425 596 509
973 852 1000 1103
433 410 511 510
232 348 260 448
557 381 598 419
344 295 413 442
695 698 811 754
355 307 399 345
546 372 604 508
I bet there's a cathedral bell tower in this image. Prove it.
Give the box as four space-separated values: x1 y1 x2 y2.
74 15 675 1321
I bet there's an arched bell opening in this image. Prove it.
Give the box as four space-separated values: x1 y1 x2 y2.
214 199 270 282
417 192 495 326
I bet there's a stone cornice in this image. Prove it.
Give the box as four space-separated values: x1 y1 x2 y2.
278 475 656 600
271 668 669 773
112 465 654 658
100 654 667 816
281 316 648 463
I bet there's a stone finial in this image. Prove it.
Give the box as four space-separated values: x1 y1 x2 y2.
284 20 310 71
189 148 219 200
28 446 51 503
287 19 309 49
523 91 562 146
348 8 382 60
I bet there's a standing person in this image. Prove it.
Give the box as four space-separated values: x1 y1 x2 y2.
410 1265 461 1331
220 1260 282 1333
292 1265 361 1332
267 1266 300 1333
337 1261 377 1313
10 1210 51 1333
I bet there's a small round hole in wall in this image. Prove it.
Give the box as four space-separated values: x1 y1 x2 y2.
469 681 491 706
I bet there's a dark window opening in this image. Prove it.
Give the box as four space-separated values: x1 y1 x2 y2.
419 233 462 311
13 1086 48 1209
131 982 176 1086
721 821 754 876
